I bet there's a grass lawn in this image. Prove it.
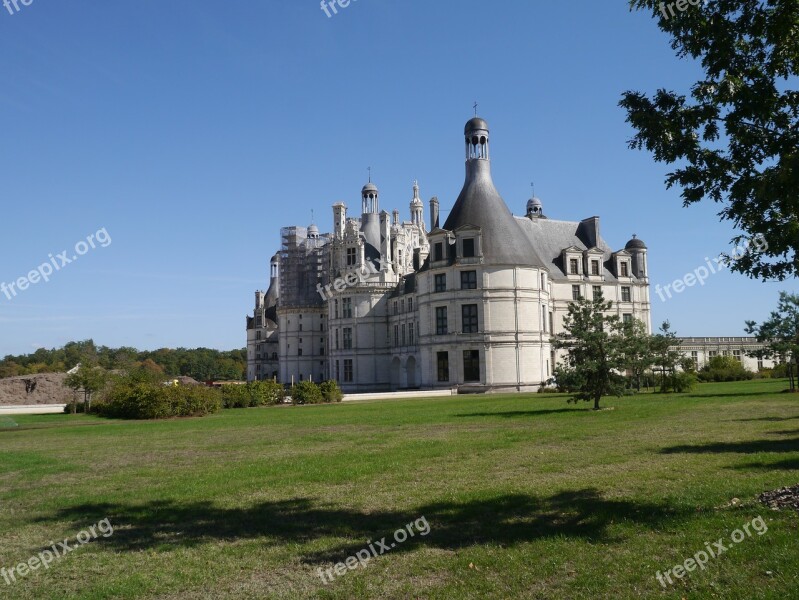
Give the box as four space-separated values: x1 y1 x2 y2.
1 379 798 599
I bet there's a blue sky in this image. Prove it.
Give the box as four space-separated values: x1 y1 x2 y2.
0 0 793 356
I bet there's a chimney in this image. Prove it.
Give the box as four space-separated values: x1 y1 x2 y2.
430 197 440 229
578 216 601 249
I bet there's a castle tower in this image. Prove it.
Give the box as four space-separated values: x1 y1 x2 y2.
410 180 424 226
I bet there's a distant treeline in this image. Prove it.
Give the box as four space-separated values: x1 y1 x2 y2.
0 340 246 382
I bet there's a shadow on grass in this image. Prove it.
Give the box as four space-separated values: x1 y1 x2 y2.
34 489 686 563
728 415 799 423
455 408 587 419
661 438 799 454
691 390 789 399
728 458 799 471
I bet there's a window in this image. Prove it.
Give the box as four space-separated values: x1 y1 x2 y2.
408 297 413 312
343 359 353 382
394 325 399 347
572 285 581 300
402 324 406 346
335 360 340 381
434 242 444 262
394 301 398 315
299 324 303 332
691 351 699 369
542 306 547 333
335 329 339 350
569 258 579 275
334 299 339 319
709 350 718 358
623 314 633 324
463 238 475 257
463 350 480 382
591 260 600 276
343 328 352 350
298 349 303 356
401 299 405 313
436 307 448 335
437 352 450 382
733 350 742 363
549 312 554 333
621 286 631 302
593 285 602 300
620 261 629 277
461 271 477 290
256 331 262 340
346 247 357 266
409 323 415 345
256 316 262 328
758 359 764 370
342 298 352 318
462 304 479 333
434 274 446 293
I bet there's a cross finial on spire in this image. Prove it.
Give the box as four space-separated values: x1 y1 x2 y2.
368 166 371 183
473 101 478 116
632 233 637 239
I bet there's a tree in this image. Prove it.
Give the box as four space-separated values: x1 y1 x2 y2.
622 0 799 280
650 321 684 393
553 295 626 410
745 291 799 392
619 318 655 391
64 364 107 413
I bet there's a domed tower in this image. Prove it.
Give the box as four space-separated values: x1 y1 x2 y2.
264 253 280 324
443 117 539 266
410 180 424 226
527 196 544 218
362 181 379 215
360 179 381 257
625 235 648 280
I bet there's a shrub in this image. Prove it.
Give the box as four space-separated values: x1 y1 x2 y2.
221 381 284 408
319 380 343 403
660 371 697 393
221 384 250 409
697 356 754 383
95 377 222 420
291 381 324 405
249 380 285 406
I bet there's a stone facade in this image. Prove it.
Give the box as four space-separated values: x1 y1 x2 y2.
247 117 652 391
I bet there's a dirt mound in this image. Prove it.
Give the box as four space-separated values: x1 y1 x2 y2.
759 485 799 512
0 373 73 406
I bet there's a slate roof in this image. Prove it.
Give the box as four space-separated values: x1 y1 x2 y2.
514 216 629 282
443 160 546 268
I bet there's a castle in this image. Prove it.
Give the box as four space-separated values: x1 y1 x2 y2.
246 117 652 392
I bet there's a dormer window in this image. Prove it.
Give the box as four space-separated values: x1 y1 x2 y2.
463 238 475 258
434 242 444 262
591 260 600 276
569 258 579 275
620 262 629 277
346 247 357 266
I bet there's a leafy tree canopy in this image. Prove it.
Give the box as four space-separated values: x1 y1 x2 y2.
623 0 799 279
